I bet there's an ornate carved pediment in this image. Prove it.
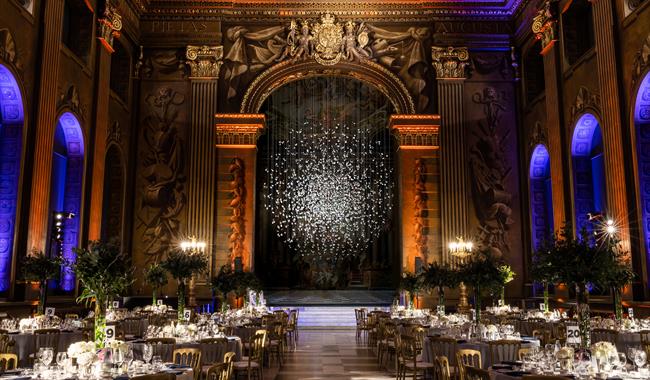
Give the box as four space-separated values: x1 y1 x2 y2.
570 86 601 123
532 0 558 53
57 85 87 121
632 33 650 87
389 115 440 147
431 46 469 79
185 45 223 78
98 1 123 53
0 28 22 73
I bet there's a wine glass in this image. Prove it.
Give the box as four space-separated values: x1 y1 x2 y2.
56 352 67 371
142 344 153 365
634 349 647 371
618 352 627 372
42 347 54 368
113 348 124 374
124 347 134 371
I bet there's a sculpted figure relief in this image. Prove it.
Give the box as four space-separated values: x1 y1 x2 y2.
222 15 431 110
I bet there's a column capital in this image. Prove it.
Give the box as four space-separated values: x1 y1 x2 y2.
186 45 224 79
389 114 440 148
215 113 266 147
431 46 469 79
532 0 559 54
97 2 122 53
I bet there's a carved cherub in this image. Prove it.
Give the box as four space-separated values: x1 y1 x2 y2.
342 21 371 62
291 20 313 62
277 20 298 62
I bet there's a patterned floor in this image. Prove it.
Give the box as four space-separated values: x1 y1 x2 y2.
271 329 393 380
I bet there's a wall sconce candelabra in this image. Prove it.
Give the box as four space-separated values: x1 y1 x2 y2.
180 237 206 308
449 237 473 314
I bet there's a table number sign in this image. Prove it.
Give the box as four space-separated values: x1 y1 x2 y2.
497 299 504 307
566 325 581 345
112 301 120 309
628 308 634 319
45 307 55 317
183 310 192 321
539 303 546 311
157 299 164 306
105 325 116 342
436 305 445 315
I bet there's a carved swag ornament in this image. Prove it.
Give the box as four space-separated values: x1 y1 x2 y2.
223 14 431 110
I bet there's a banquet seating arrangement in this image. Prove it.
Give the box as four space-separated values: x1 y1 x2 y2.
232 329 266 380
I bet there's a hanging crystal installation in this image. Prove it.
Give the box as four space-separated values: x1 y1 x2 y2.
264 77 393 263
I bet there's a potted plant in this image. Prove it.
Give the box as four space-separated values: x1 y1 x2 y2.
211 265 261 309
421 262 459 313
531 237 560 312
21 251 61 315
73 240 133 348
495 264 515 306
459 250 502 324
144 263 168 306
161 249 208 320
399 272 424 309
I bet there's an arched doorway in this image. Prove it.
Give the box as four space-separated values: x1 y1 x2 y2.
254 76 398 289
529 144 553 249
50 112 84 292
0 64 25 292
633 70 650 283
101 145 125 244
571 113 606 231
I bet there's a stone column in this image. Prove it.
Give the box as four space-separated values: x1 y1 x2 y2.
432 46 469 262
589 0 630 250
532 0 568 230
214 114 265 273
27 0 66 252
88 6 123 240
184 46 223 283
390 115 441 273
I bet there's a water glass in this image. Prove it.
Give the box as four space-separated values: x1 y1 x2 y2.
151 355 163 371
634 349 647 370
41 347 54 367
142 344 153 364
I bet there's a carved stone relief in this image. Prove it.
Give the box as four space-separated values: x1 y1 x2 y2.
57 85 87 121
632 33 650 88
469 86 514 258
0 29 22 73
569 86 601 123
529 121 547 149
222 15 431 111
413 159 427 262
228 158 246 265
136 87 186 264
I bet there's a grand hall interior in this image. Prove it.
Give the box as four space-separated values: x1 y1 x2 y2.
1 0 650 379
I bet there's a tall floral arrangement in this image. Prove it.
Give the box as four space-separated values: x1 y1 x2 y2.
73 240 133 348
161 249 208 320
494 264 515 305
421 262 460 310
598 232 634 321
399 272 424 308
459 250 502 323
21 251 61 315
144 263 168 306
531 236 560 312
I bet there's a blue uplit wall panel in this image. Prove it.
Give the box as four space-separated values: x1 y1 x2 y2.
529 144 553 250
0 64 24 292
634 71 650 287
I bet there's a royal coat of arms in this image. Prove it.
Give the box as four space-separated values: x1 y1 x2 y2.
312 13 343 65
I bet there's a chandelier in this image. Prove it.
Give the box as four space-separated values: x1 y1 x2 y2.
263 78 393 262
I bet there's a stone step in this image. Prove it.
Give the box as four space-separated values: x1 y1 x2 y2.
271 305 389 328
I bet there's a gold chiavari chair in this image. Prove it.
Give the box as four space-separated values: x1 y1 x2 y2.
464 366 490 380
233 329 266 380
456 349 482 380
355 308 370 342
428 337 457 378
532 329 552 347
591 328 619 345
199 337 229 376
122 317 145 339
518 347 532 361
433 356 451 380
205 363 228 380
285 310 298 350
489 340 521 364
396 334 434 380
222 352 235 380
639 330 650 344
377 321 397 369
0 335 15 354
0 353 18 371
266 321 285 366
172 348 202 380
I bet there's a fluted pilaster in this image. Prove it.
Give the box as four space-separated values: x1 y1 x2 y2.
27 0 66 252
433 46 469 262
185 45 223 278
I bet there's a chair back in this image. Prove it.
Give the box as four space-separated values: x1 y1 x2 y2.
249 329 267 363
429 336 457 365
223 351 235 379
206 363 228 380
146 338 176 362
456 349 482 380
639 330 650 344
532 329 551 346
34 328 60 353
122 317 145 338
172 348 201 380
0 335 14 354
355 309 367 327
518 347 532 361
287 310 298 330
0 353 18 371
488 339 521 364
199 337 228 365
591 328 618 344
464 365 490 380
433 355 451 380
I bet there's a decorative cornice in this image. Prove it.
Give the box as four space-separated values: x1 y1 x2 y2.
431 46 469 79
389 114 440 147
215 113 266 146
185 45 223 78
98 1 123 53
570 86 601 123
531 0 558 54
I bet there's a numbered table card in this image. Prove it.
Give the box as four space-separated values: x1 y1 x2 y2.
105 325 116 342
183 310 192 321
157 299 164 306
112 301 120 309
629 308 634 319
45 307 56 317
566 325 581 345
539 303 546 311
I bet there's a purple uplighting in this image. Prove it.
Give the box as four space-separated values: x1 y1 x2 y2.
529 144 553 249
634 71 650 287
